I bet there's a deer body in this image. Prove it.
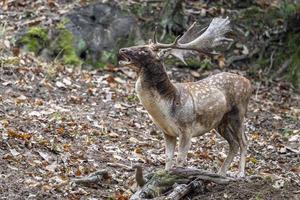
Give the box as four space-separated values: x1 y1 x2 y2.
119 17 252 177
135 74 229 138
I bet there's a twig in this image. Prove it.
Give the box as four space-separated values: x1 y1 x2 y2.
255 82 261 101
274 137 300 155
107 162 133 171
285 146 300 155
266 50 275 74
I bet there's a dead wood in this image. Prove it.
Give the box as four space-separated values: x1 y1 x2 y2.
133 165 146 187
165 178 204 200
130 167 234 200
71 169 109 186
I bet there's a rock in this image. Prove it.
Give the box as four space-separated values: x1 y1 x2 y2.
65 3 138 65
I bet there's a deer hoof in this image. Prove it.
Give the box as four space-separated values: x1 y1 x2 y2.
236 172 246 179
217 170 226 176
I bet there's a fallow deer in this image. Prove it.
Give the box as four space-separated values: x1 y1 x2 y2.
119 17 252 177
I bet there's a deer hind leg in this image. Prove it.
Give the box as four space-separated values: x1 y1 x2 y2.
225 105 248 177
234 105 248 178
217 115 239 176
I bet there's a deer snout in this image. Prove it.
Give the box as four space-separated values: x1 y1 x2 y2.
119 47 132 60
119 48 129 54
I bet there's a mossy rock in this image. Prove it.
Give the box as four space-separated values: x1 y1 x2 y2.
19 25 81 66
19 27 49 54
17 20 136 68
17 2 141 68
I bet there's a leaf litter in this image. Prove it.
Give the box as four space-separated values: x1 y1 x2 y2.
0 0 300 199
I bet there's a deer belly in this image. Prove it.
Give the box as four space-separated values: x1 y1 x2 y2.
139 98 179 136
191 122 213 137
142 100 180 137
136 85 180 136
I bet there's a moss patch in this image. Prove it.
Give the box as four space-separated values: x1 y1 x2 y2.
20 27 49 54
56 26 81 65
152 169 183 187
19 23 81 66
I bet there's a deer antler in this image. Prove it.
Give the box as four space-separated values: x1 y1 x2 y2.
151 17 232 63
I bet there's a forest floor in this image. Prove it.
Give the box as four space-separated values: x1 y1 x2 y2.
1 0 300 200
1 53 299 200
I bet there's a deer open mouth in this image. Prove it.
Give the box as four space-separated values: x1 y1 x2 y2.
118 53 133 66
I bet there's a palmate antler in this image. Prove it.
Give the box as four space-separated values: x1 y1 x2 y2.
151 17 232 64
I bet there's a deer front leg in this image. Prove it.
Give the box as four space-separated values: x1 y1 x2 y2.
164 134 176 170
176 134 192 167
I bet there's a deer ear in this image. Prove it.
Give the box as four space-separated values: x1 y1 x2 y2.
169 49 189 65
157 49 171 60
157 49 189 65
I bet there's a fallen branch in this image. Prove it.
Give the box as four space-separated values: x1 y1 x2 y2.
272 58 292 78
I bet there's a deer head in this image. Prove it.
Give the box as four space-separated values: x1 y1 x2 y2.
118 17 232 69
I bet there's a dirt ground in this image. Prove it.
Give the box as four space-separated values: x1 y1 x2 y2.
193 178 300 200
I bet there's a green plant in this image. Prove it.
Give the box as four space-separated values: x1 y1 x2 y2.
20 27 49 53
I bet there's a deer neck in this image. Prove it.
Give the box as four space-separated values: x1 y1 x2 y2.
135 60 179 137
135 60 176 101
